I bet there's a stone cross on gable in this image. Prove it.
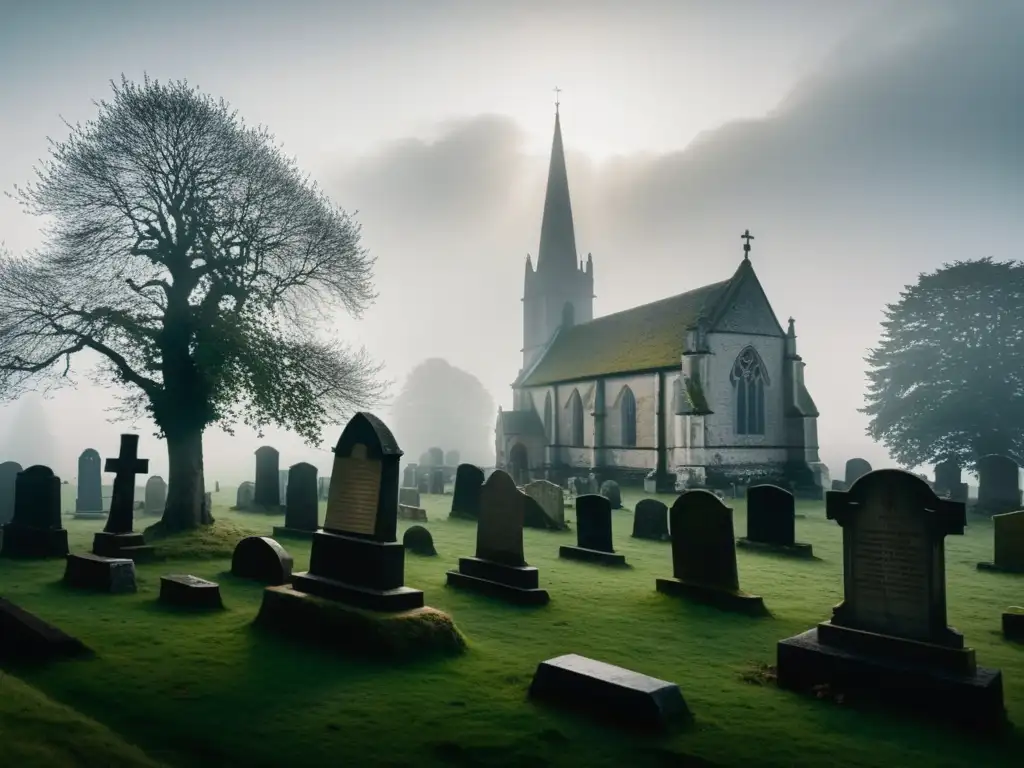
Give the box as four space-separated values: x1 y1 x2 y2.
741 229 754 259
103 434 149 534
553 86 561 111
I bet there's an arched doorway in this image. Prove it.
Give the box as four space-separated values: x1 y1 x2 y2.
509 442 529 485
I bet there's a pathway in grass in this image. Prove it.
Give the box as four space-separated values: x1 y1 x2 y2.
2 488 1022 767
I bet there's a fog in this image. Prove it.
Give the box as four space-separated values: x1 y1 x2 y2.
0 0 1020 484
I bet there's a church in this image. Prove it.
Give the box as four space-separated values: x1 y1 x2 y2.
495 106 826 494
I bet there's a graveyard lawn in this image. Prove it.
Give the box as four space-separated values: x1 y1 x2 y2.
1 486 1022 768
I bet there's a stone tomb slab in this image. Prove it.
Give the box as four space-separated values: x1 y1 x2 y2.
397 504 428 523
231 536 293 585
92 531 155 562
159 574 224 610
63 553 137 594
976 510 1024 574
528 653 691 731
0 597 90 663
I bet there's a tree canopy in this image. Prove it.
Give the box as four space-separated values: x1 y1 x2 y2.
861 258 1024 469
0 76 385 529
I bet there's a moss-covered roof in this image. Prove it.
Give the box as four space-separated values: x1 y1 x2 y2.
497 409 546 436
519 279 731 387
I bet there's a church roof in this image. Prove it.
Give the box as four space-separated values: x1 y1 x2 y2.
497 409 546 436
536 109 578 272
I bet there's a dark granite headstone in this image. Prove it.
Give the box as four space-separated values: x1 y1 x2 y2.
450 463 484 520
429 468 445 494
231 536 293 585
159 574 223 610
655 490 765 615
63 553 137 594
93 435 154 561
144 475 166 516
777 469 1004 732
845 458 872 486
738 484 813 558
977 510 1024 573
0 465 68 558
1004 607 1024 642
0 597 89 662
599 480 622 509
933 460 965 502
253 445 281 510
528 653 690 731
403 525 436 556
0 461 21 525
75 449 103 512
632 498 669 541
273 462 319 540
560 494 626 566
289 412 424 612
446 469 549 605
976 454 1021 515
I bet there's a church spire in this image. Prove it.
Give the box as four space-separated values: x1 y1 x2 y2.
536 96 578 272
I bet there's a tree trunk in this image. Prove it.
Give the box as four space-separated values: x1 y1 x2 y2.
161 424 212 531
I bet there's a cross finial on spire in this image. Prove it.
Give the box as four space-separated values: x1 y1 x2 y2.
741 229 754 259
553 86 561 113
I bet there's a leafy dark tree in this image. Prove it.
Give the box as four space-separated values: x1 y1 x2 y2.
0 76 384 531
862 258 1024 469
390 359 494 465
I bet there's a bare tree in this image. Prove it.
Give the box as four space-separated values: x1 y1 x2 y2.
0 76 385 531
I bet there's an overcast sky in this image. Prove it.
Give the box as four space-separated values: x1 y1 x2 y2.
0 0 1020 484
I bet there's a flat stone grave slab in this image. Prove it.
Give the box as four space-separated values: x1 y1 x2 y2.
0 596 90 663
398 504 428 522
63 553 137 594
528 653 691 731
1004 607 1024 642
159 574 223 610
92 531 156 562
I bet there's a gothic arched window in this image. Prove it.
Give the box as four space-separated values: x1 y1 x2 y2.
543 391 553 443
620 386 637 447
569 389 584 447
562 301 575 328
731 346 767 435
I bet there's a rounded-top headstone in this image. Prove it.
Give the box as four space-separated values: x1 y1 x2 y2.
599 480 622 509
231 536 293 585
633 498 669 541
403 525 436 556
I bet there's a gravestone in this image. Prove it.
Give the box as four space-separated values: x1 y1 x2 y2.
318 476 331 501
777 469 1004 731
444 449 460 467
587 473 599 494
253 445 281 510
288 412 424 611
977 510 1024 574
398 504 428 522
934 459 968 503
63 553 137 594
523 494 560 530
737 484 813 558
403 525 436 556
831 479 848 492
232 536 293 585
1004 607 1024 642
235 481 255 509
599 479 622 509
0 465 69 558
75 449 103 513
560 494 626 566
94 434 154 561
399 487 421 507
655 490 765 615
845 458 872 486
450 463 484 520
215 480 220 493
0 597 89 663
159 574 223 610
273 462 319 540
429 468 445 494
523 480 566 529
528 653 690 731
144 476 166 516
402 464 417 488
0 461 21 525
417 475 429 494
976 454 1021 515
632 498 669 541
426 446 444 466
278 469 289 505
445 469 550 605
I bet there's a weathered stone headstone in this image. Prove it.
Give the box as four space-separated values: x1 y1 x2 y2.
587 473 599 494
75 449 103 513
450 463 484 520
144 476 166 516
0 465 69 558
398 504 428 522
402 464 417 488
632 498 669 541
831 479 848 492
0 461 21 525
429 468 445 494
737 484 813 558
976 454 1021 515
236 481 255 509
253 445 281 510
273 462 319 540
399 487 421 507
977 510 1024 574
655 490 765 615
523 480 566 529
93 434 154 561
560 494 626 566
934 460 967 502
845 458 872 486
445 469 550 605
232 536 293 585
403 525 436 556
777 469 1004 731
64 553 137 594
444 449 460 467
599 479 622 509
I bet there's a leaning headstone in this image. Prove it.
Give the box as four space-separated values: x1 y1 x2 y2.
273 462 320 540
159 574 223 610
976 454 1021 515
523 480 566 529
450 463 484 520
93 434 154 561
528 653 690 731
144 475 166 516
235 481 255 510
0 461 21 525
63 553 137 594
398 504 428 522
429 468 445 494
776 469 1004 732
632 499 669 541
232 536 293 585
655 490 765 615
75 449 103 513
253 445 282 510
934 460 967 503
403 525 436 556
446 469 550 605
845 458 872 486
0 465 69 558
523 495 560 530
976 510 1024 574
737 484 813 558
560 494 626 566
399 487 421 507
599 480 622 509
0 597 89 663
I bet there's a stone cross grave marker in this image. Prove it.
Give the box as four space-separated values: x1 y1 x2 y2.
450 463 484 520
103 435 149 534
253 445 281 509
76 449 103 512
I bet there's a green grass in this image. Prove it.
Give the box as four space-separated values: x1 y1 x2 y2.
1 487 1023 768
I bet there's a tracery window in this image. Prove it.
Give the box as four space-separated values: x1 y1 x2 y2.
731 347 767 435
